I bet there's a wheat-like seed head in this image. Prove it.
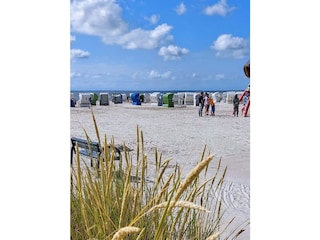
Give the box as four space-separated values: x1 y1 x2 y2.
205 232 221 240
172 155 214 205
111 226 141 240
147 200 210 214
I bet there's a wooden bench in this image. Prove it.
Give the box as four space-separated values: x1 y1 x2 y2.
70 137 121 167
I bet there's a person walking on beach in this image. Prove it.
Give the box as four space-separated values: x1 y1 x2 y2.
198 92 204 116
204 92 210 116
233 94 239 116
208 95 215 116
241 92 249 116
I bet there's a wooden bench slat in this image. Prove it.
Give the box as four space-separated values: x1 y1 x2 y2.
71 137 122 167
79 149 100 158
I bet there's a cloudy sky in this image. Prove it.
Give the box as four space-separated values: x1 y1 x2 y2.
70 0 250 91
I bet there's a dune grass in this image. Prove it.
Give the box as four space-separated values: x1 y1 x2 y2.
70 110 249 240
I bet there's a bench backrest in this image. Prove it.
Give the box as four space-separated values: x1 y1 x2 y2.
71 137 101 153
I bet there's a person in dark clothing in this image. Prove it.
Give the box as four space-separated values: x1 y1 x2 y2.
233 94 239 116
198 92 204 116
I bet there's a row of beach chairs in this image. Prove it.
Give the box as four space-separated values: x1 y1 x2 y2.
71 91 243 108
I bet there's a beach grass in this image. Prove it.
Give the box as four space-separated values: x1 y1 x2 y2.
70 109 249 240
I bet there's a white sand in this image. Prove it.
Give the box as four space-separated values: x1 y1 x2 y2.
70 101 250 239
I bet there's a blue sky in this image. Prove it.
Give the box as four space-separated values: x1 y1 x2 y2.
70 0 250 91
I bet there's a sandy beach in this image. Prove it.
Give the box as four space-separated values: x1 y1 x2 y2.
70 101 250 239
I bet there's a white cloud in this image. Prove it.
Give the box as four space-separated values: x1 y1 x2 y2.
149 70 171 79
115 24 173 49
211 34 249 59
70 0 127 36
158 44 189 60
70 71 82 78
145 14 160 24
70 35 76 43
204 0 235 16
215 74 225 80
92 75 102 78
175 2 187 15
71 0 173 50
213 34 246 50
70 49 90 59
